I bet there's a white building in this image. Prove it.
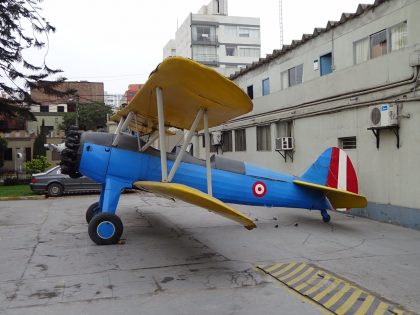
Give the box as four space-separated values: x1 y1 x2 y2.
163 0 261 77
104 92 124 109
194 0 420 229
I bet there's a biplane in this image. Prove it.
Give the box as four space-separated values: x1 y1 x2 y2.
60 57 367 245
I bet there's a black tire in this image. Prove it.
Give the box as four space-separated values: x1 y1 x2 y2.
86 201 101 224
322 214 331 223
88 213 123 245
47 183 63 197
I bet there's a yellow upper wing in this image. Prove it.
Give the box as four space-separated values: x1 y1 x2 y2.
112 57 253 132
293 180 368 209
134 181 256 230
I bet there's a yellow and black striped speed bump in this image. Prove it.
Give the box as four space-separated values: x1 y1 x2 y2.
258 262 413 315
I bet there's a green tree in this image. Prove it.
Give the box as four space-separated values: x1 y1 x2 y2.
33 120 47 158
0 137 8 169
25 156 51 174
61 103 114 131
0 0 73 118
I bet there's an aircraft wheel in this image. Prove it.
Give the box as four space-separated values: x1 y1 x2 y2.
88 213 123 245
86 201 101 224
322 214 331 223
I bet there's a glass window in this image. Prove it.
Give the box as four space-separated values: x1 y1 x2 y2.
288 64 303 87
25 147 31 162
247 85 253 99
4 148 12 160
262 78 270 96
221 130 232 152
40 105 49 112
192 25 216 42
257 125 271 151
238 27 259 39
354 37 369 64
224 25 237 37
238 47 260 58
370 30 387 59
226 46 236 56
192 45 217 63
57 106 65 112
276 121 293 138
320 53 332 76
235 129 246 151
390 21 407 51
338 137 357 150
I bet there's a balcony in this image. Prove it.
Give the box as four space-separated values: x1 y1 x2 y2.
192 54 219 66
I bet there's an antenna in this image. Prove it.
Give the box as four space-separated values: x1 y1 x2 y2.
279 0 284 49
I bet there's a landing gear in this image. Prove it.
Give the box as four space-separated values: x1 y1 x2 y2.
321 209 331 223
88 212 123 245
86 201 101 223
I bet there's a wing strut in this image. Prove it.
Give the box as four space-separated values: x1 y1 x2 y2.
156 87 168 182
112 111 134 146
203 110 213 196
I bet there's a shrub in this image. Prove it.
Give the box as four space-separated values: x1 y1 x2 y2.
25 156 51 175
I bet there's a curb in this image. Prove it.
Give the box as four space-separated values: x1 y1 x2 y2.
0 195 46 201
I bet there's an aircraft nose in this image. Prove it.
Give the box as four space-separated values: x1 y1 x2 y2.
61 125 83 178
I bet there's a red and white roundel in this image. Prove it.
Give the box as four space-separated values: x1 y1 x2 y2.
252 181 267 197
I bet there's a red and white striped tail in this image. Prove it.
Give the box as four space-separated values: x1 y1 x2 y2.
326 147 358 194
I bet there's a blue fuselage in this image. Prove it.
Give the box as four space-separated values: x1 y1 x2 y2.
79 143 329 211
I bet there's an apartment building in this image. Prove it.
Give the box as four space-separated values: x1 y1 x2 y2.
163 0 261 76
194 0 420 229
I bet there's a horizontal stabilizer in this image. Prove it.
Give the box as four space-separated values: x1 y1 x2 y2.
293 179 367 209
134 181 256 230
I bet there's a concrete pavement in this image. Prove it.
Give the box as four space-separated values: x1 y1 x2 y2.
0 193 419 314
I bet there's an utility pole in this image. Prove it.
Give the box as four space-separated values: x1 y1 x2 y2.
75 95 80 127
279 0 284 50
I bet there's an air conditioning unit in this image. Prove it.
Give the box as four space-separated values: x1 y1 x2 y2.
211 131 222 145
369 104 398 127
276 137 294 151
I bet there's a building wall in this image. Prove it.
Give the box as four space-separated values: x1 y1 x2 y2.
194 0 420 228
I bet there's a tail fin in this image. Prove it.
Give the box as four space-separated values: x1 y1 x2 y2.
301 147 358 193
295 147 366 210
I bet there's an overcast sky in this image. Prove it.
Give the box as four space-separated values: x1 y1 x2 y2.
33 0 375 94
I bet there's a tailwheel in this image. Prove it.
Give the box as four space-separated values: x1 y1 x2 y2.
321 209 331 223
86 201 101 224
88 213 123 245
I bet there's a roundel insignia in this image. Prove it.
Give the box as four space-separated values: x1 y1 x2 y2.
252 181 267 198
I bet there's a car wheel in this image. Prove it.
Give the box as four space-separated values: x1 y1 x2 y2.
47 183 63 197
88 213 123 245
86 201 101 224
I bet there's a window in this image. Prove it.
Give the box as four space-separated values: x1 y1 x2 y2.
224 25 237 37
354 37 369 64
25 147 31 162
40 105 49 112
288 64 303 87
221 131 232 152
192 45 217 63
171 48 176 56
4 148 12 161
238 27 259 39
226 46 236 56
370 30 387 59
257 125 271 151
247 85 254 99
41 126 54 135
338 137 357 150
390 21 407 51
276 120 293 138
235 129 246 151
192 25 216 42
320 53 332 76
238 47 260 58
262 78 270 96
57 105 65 112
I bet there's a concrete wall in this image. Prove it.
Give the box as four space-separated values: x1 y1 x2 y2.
194 0 420 229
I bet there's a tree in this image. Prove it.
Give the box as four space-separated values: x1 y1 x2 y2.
33 119 46 158
0 137 7 169
61 104 114 131
0 0 73 118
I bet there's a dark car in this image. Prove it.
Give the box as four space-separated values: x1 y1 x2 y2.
30 166 101 197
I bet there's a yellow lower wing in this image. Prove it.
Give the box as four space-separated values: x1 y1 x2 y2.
134 181 256 230
293 180 368 209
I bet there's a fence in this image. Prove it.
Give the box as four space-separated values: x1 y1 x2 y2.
0 171 32 185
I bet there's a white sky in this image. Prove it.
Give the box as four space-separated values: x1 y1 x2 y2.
34 0 375 94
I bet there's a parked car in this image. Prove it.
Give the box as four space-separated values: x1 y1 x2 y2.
30 166 101 197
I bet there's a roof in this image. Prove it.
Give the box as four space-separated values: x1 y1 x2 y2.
112 57 253 132
230 0 390 80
